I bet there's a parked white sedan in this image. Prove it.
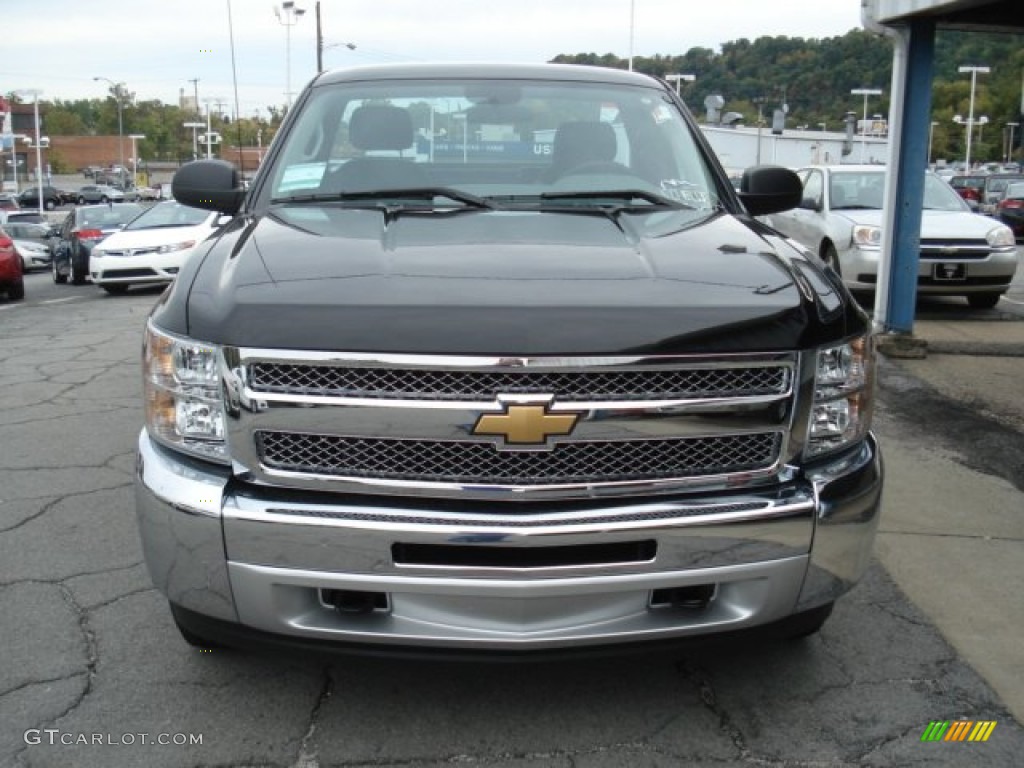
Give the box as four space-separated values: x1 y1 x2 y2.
762 165 1018 309
89 200 227 294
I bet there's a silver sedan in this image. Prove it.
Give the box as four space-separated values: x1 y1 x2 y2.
762 165 1018 309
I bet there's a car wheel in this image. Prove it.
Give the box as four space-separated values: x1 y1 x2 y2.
52 257 67 284
781 602 834 640
77 196 85 205
170 603 224 650
101 284 129 295
967 293 1001 309
7 278 25 301
822 243 841 276
100 196 109 203
45 198 55 210
70 254 87 285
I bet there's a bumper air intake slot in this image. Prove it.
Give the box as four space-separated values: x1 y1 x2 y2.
650 584 717 611
392 540 657 569
321 589 389 615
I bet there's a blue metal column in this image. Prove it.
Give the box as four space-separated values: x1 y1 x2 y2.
884 20 935 334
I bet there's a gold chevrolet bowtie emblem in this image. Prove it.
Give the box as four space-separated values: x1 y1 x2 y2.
473 404 579 446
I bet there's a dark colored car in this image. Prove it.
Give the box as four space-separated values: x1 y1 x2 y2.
51 203 143 284
0 227 25 300
948 174 986 210
979 174 1024 216
137 63 882 655
996 180 1024 239
17 184 66 211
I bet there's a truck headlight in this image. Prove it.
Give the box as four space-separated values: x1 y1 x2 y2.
143 322 228 463
805 334 875 459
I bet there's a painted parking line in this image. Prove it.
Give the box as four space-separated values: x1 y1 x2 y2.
39 297 79 305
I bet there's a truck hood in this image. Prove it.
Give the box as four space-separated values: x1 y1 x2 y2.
181 206 851 355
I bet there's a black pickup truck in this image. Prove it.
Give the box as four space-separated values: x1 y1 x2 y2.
136 63 882 654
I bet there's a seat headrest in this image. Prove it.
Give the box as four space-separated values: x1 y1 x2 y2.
349 105 415 151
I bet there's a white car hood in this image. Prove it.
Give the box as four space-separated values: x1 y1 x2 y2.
837 209 1002 239
95 221 216 251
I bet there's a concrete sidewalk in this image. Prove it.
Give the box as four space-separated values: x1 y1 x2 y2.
873 312 1024 722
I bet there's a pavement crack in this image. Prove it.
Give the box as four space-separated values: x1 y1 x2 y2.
0 672 88 700
676 660 750 759
291 666 334 768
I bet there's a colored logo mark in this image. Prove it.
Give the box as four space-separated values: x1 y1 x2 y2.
920 720 997 742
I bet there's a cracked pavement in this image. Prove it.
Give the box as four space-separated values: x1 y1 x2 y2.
1 281 1022 767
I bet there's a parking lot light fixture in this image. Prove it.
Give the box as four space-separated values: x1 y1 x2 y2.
128 134 146 179
94 77 125 184
851 88 883 163
957 65 989 171
665 73 695 97
274 2 306 109
13 89 44 214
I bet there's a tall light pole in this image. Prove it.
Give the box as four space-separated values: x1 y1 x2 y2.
13 89 44 214
128 134 145 181
958 65 989 171
851 88 882 163
274 1 306 109
93 76 125 183
1007 122 1020 163
665 73 695 97
928 121 938 166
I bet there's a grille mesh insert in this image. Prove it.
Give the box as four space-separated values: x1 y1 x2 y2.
248 363 790 402
256 431 782 485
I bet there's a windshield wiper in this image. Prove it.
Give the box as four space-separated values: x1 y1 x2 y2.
271 187 497 210
539 189 693 210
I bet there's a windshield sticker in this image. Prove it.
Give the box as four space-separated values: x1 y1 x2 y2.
661 179 711 206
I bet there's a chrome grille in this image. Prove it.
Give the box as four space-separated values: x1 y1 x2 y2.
248 363 791 401
256 431 782 485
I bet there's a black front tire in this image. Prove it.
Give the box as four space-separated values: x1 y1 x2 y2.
782 602 834 640
52 258 67 284
170 603 224 650
70 253 87 285
7 279 25 301
77 196 85 205
822 243 841 276
45 199 56 210
967 293 1001 309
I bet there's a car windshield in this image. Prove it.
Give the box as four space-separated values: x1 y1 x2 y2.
123 201 209 230
78 205 143 229
261 76 720 214
830 172 966 212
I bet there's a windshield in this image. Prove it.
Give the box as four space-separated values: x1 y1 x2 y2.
78 205 143 229
260 77 720 213
830 172 967 212
124 201 210 230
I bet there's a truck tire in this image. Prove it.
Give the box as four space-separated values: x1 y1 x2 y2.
7 278 25 300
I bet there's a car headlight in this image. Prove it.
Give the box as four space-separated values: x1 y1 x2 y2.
157 240 197 254
143 323 228 463
986 225 1016 248
851 225 882 248
805 334 875 459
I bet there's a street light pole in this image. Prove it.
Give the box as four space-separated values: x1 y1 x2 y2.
1004 122 1018 164
850 88 882 163
958 65 989 171
93 76 125 184
665 73 695 97
274 2 306 109
928 121 938 166
128 134 145 181
13 89 44 214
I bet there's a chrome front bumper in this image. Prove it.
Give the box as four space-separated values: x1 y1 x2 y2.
135 430 882 650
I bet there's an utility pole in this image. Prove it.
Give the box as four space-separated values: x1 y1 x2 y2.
316 1 323 74
188 78 201 160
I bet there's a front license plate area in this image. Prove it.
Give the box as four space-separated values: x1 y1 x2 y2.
933 263 967 281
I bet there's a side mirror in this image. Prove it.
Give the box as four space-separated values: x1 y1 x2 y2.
738 165 803 216
172 159 245 216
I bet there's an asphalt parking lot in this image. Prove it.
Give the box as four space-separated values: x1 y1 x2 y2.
1 275 1023 767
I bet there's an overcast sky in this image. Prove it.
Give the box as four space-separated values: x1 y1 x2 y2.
1 0 864 115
